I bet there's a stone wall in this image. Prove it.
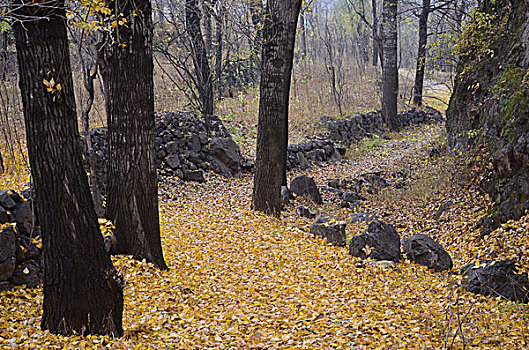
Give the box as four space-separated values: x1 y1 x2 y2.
0 188 41 291
82 112 246 191
287 107 443 170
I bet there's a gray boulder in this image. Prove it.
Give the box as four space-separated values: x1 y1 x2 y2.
310 214 346 246
349 220 401 262
11 201 35 235
0 190 15 209
280 186 293 208
403 234 453 272
461 260 529 303
342 192 367 202
290 175 323 204
165 154 181 169
209 137 243 177
0 226 16 281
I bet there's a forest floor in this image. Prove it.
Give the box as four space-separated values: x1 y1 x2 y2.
2 122 529 349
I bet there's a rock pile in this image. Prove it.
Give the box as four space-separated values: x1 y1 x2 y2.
0 188 41 291
81 112 246 192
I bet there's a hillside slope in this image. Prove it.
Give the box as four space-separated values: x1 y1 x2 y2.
447 0 529 233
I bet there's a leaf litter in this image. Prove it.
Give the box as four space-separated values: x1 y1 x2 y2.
1 124 529 348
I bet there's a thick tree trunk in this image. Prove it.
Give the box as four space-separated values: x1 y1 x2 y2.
103 0 168 270
13 0 123 336
413 0 430 106
381 0 398 131
186 0 214 115
252 0 302 214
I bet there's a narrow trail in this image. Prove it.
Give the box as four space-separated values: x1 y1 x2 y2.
1 123 528 348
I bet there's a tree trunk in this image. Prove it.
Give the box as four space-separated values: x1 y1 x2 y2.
249 0 263 83
252 0 302 214
214 2 224 95
300 11 307 59
103 0 168 270
413 0 430 106
186 0 214 115
201 0 213 55
372 0 379 66
381 0 398 131
13 0 123 336
0 31 7 80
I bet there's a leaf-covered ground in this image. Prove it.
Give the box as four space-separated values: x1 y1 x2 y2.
1 124 529 349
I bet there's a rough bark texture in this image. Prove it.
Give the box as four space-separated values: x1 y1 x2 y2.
447 0 529 234
186 0 214 115
412 0 430 106
381 0 398 130
252 0 302 214
13 0 123 336
103 0 168 269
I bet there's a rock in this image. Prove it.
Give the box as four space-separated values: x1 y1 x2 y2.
8 191 23 203
350 212 376 223
165 154 181 169
280 186 293 208
310 214 346 247
11 201 35 235
461 260 529 302
0 190 16 209
11 260 41 288
321 186 343 196
290 175 323 204
349 220 401 262
0 206 9 224
0 281 13 291
183 169 205 183
165 141 179 155
0 226 16 281
296 205 315 219
342 192 367 202
209 137 243 177
403 234 453 272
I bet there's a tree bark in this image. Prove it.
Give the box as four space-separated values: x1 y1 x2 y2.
252 0 302 214
300 11 307 59
201 0 213 55
13 0 123 336
103 0 168 270
413 0 430 106
214 2 224 95
381 0 398 131
186 0 214 115
372 0 379 66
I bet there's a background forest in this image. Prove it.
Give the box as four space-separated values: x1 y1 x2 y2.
1 0 529 348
